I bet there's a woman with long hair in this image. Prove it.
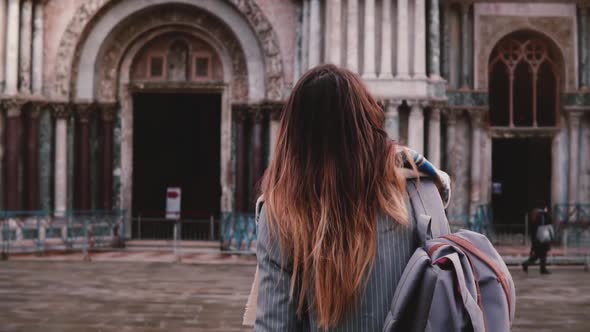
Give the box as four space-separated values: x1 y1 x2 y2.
253 64 432 331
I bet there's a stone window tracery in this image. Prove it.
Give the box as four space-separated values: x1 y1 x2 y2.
489 33 560 127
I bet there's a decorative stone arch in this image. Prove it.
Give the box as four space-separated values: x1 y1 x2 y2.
52 0 285 101
476 17 576 91
92 4 249 102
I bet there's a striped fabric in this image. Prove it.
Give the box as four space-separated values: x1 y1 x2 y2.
254 208 416 331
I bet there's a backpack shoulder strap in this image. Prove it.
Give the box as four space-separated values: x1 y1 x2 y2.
407 179 451 246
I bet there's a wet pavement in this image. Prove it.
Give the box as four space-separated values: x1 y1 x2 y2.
0 261 588 331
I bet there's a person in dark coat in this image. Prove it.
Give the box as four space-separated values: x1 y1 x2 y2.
522 207 552 274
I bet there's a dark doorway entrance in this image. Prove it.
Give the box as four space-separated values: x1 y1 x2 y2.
132 93 221 239
491 138 551 225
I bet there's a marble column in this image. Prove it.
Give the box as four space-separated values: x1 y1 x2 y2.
235 109 249 213
53 104 70 215
444 109 458 176
38 103 53 212
396 0 410 78
568 111 583 204
5 0 20 94
301 0 310 72
308 0 321 67
326 0 342 65
26 103 41 210
76 103 94 210
469 110 485 214
269 111 281 161
460 2 471 89
414 0 427 79
379 0 393 78
363 0 376 78
19 0 33 93
347 0 359 72
0 0 7 91
580 5 590 89
408 101 425 153
384 100 401 140
32 1 43 94
0 109 4 209
4 99 25 210
428 107 441 167
251 108 265 191
101 104 116 210
441 1 451 80
428 0 441 79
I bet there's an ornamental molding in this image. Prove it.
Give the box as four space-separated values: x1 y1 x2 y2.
53 0 284 101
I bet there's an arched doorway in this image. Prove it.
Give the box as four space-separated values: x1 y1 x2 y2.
488 30 563 226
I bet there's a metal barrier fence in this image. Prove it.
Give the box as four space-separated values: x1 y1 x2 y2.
132 216 217 241
0 210 126 257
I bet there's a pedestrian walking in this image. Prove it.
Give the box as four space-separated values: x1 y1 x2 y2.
522 206 554 274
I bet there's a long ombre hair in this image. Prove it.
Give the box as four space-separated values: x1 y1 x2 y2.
261 65 408 328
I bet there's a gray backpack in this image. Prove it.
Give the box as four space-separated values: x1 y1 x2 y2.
383 180 516 332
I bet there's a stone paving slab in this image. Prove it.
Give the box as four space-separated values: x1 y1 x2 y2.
1 261 589 331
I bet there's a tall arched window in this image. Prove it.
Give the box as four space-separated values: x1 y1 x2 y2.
489 31 560 127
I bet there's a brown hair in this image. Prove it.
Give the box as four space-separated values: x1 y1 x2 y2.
261 64 408 328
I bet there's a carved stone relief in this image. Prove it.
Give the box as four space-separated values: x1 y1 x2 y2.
477 16 576 91
53 0 284 101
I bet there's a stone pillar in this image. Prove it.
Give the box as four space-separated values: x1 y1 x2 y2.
4 99 25 210
408 101 425 153
76 103 93 210
5 0 20 94
32 1 43 94
26 103 41 210
469 110 485 214
379 0 393 79
428 107 441 167
441 1 451 80
460 2 471 89
396 0 410 78
101 103 116 210
0 0 7 91
384 100 401 140
346 0 359 72
269 113 280 162
428 0 441 79
19 0 33 93
326 0 342 65
568 111 583 204
444 109 458 176
580 5 590 89
414 0 427 79
235 109 249 213
363 0 376 78
308 0 321 67
53 103 70 215
252 108 265 191
39 103 53 212
0 109 4 209
301 0 310 72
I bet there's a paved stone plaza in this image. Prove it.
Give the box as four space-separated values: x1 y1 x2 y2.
0 261 589 331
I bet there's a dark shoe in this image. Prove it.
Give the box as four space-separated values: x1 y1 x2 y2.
540 268 551 275
522 263 529 273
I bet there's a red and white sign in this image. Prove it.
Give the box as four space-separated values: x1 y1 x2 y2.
166 187 181 220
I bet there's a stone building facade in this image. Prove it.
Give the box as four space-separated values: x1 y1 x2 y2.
0 0 589 236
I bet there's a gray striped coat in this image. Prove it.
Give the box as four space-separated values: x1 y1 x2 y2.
254 208 416 331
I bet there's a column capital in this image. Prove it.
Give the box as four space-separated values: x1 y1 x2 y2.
407 99 429 109
75 102 96 123
98 102 118 122
51 102 73 119
232 103 250 123
385 99 403 108
566 110 585 124
28 101 47 119
468 109 487 128
443 108 461 125
2 98 27 117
